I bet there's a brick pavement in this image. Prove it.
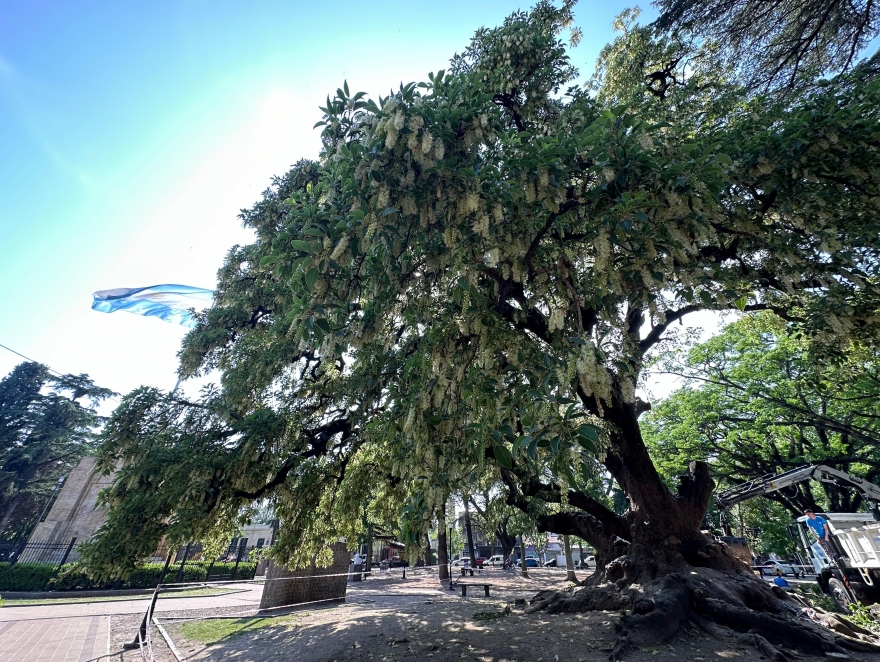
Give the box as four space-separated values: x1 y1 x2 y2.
0 582 264 621
0 616 108 662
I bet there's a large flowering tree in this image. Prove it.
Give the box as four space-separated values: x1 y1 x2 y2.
87 1 880 657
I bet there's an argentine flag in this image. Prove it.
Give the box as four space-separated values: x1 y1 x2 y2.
92 284 214 328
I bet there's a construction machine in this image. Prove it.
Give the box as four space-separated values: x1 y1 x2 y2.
715 464 880 610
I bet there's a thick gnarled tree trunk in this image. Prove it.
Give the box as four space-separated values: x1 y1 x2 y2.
504 397 880 659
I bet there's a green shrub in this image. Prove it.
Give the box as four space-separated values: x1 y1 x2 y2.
0 563 58 591
49 566 109 591
137 563 206 587
204 562 257 581
0 559 257 591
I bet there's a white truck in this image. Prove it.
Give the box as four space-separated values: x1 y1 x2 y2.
716 464 880 610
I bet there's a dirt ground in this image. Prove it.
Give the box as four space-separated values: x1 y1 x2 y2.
111 568 880 662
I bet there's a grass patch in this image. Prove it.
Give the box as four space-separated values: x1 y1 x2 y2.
178 615 296 644
1 586 238 606
473 604 511 621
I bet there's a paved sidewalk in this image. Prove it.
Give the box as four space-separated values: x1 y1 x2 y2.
0 582 264 621
0 616 108 662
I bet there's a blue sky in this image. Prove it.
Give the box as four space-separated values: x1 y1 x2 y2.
0 0 655 397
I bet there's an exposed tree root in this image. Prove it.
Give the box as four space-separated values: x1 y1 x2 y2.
526 584 633 614
528 561 880 660
690 613 799 662
609 575 691 659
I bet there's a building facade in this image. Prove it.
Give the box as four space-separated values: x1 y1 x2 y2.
27 456 112 547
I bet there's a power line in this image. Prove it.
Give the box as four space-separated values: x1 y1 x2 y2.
0 341 65 377
0 340 122 402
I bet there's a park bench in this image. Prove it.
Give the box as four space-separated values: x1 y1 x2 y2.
458 582 492 597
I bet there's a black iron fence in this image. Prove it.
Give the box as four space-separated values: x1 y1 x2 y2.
0 537 80 567
151 539 261 583
0 537 263 592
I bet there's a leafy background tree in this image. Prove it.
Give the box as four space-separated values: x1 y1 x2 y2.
84 0 880 655
643 312 880 554
654 0 879 91
0 362 113 540
645 313 880 509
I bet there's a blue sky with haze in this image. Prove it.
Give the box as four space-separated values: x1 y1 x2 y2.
0 0 659 397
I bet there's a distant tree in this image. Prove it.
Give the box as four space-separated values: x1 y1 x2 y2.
0 362 113 539
654 0 880 90
468 485 524 561
643 313 880 516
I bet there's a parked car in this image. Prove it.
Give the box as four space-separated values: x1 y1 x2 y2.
573 556 594 569
543 558 557 567
763 559 801 578
518 557 540 568
487 554 506 566
451 556 487 567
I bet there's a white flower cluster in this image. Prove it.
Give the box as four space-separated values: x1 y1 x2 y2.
375 186 390 209
400 195 418 216
485 247 500 267
575 342 613 409
473 214 491 238
548 305 567 332
330 235 349 262
619 376 635 404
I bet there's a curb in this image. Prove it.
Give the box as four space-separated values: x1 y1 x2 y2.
1 588 156 599
0 586 247 601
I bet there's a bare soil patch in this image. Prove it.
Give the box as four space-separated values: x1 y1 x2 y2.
111 569 880 661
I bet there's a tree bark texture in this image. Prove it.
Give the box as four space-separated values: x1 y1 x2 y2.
364 524 372 575
437 509 449 583
514 398 880 658
519 536 529 577
464 499 477 567
564 534 578 584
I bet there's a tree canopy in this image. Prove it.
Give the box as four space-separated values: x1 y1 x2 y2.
86 1 880 655
654 0 880 91
645 312 880 515
0 362 113 540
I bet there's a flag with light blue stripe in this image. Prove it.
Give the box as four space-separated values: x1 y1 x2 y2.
91 284 213 328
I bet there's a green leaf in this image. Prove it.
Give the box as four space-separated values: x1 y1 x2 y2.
259 254 280 266
527 440 538 460
305 268 319 290
734 296 748 312
576 425 600 453
493 443 513 469
577 425 599 442
292 240 314 253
